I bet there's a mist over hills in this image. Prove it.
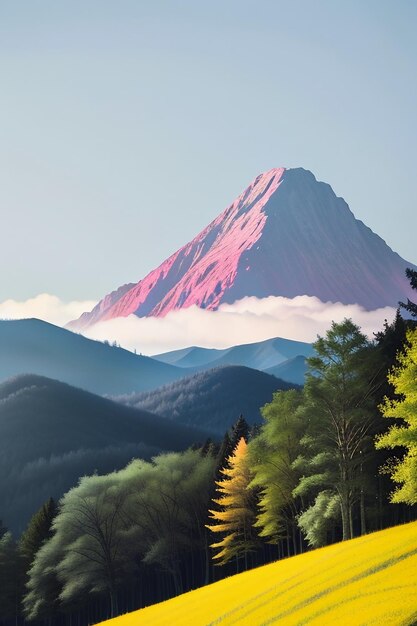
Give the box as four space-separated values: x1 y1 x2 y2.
0 374 209 533
115 365 296 435
0 318 188 395
70 167 416 330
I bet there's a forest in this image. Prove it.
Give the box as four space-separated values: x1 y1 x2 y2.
0 269 416 626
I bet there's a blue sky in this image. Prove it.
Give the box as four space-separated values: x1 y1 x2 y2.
0 0 416 301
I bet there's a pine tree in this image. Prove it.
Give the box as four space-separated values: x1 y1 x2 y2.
399 268 417 318
376 328 417 503
206 438 257 571
230 415 250 448
20 497 57 566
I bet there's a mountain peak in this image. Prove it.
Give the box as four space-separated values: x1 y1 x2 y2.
68 168 416 330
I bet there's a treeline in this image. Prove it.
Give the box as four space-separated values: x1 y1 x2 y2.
1 275 417 626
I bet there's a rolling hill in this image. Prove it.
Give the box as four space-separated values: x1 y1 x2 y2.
70 167 417 330
0 374 210 534
100 520 417 625
153 336 313 385
0 318 188 395
114 365 296 435
154 336 313 370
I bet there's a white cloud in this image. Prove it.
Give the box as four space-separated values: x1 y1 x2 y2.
0 294 97 327
81 295 396 355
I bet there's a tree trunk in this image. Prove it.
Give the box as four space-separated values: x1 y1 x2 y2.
349 504 354 539
109 586 118 618
360 487 366 535
340 496 350 541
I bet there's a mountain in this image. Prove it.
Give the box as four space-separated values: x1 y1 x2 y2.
0 318 188 395
0 374 210 533
114 365 296 435
153 336 314 374
69 167 416 330
265 355 308 386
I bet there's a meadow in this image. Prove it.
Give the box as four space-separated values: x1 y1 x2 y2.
101 521 417 626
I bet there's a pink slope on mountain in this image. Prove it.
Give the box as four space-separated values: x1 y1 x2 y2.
70 166 417 331
73 168 286 327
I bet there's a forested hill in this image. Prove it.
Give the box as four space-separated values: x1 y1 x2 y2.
0 374 211 533
115 365 296 434
0 318 187 395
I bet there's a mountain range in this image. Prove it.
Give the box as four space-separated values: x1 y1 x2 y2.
154 336 314 384
0 319 312 392
0 318 187 395
69 167 416 330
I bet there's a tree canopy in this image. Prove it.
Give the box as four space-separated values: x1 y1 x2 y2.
376 328 417 504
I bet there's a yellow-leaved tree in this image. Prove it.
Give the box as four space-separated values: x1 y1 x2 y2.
206 437 256 571
376 328 417 504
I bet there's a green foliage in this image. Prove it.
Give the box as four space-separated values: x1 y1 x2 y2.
24 449 216 619
297 491 341 548
376 328 417 504
248 390 304 546
297 319 377 541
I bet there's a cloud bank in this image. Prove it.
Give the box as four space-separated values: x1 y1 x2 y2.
0 294 97 327
0 293 396 355
82 295 396 355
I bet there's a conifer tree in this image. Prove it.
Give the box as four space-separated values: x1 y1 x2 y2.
399 268 417 318
20 497 57 567
206 438 257 571
376 328 417 503
230 415 250 448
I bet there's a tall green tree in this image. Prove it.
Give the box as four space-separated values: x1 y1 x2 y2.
25 472 131 620
248 389 305 554
295 319 378 543
124 450 216 595
400 268 417 318
376 328 417 504
207 438 257 571
20 497 57 567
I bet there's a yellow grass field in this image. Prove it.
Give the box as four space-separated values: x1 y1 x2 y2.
102 521 417 626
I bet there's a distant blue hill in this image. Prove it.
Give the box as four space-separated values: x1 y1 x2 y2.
115 365 298 435
265 355 308 386
153 336 314 384
0 318 188 395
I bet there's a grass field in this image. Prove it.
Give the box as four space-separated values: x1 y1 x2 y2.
101 521 417 625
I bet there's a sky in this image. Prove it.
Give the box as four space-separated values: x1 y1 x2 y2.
0 0 416 304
